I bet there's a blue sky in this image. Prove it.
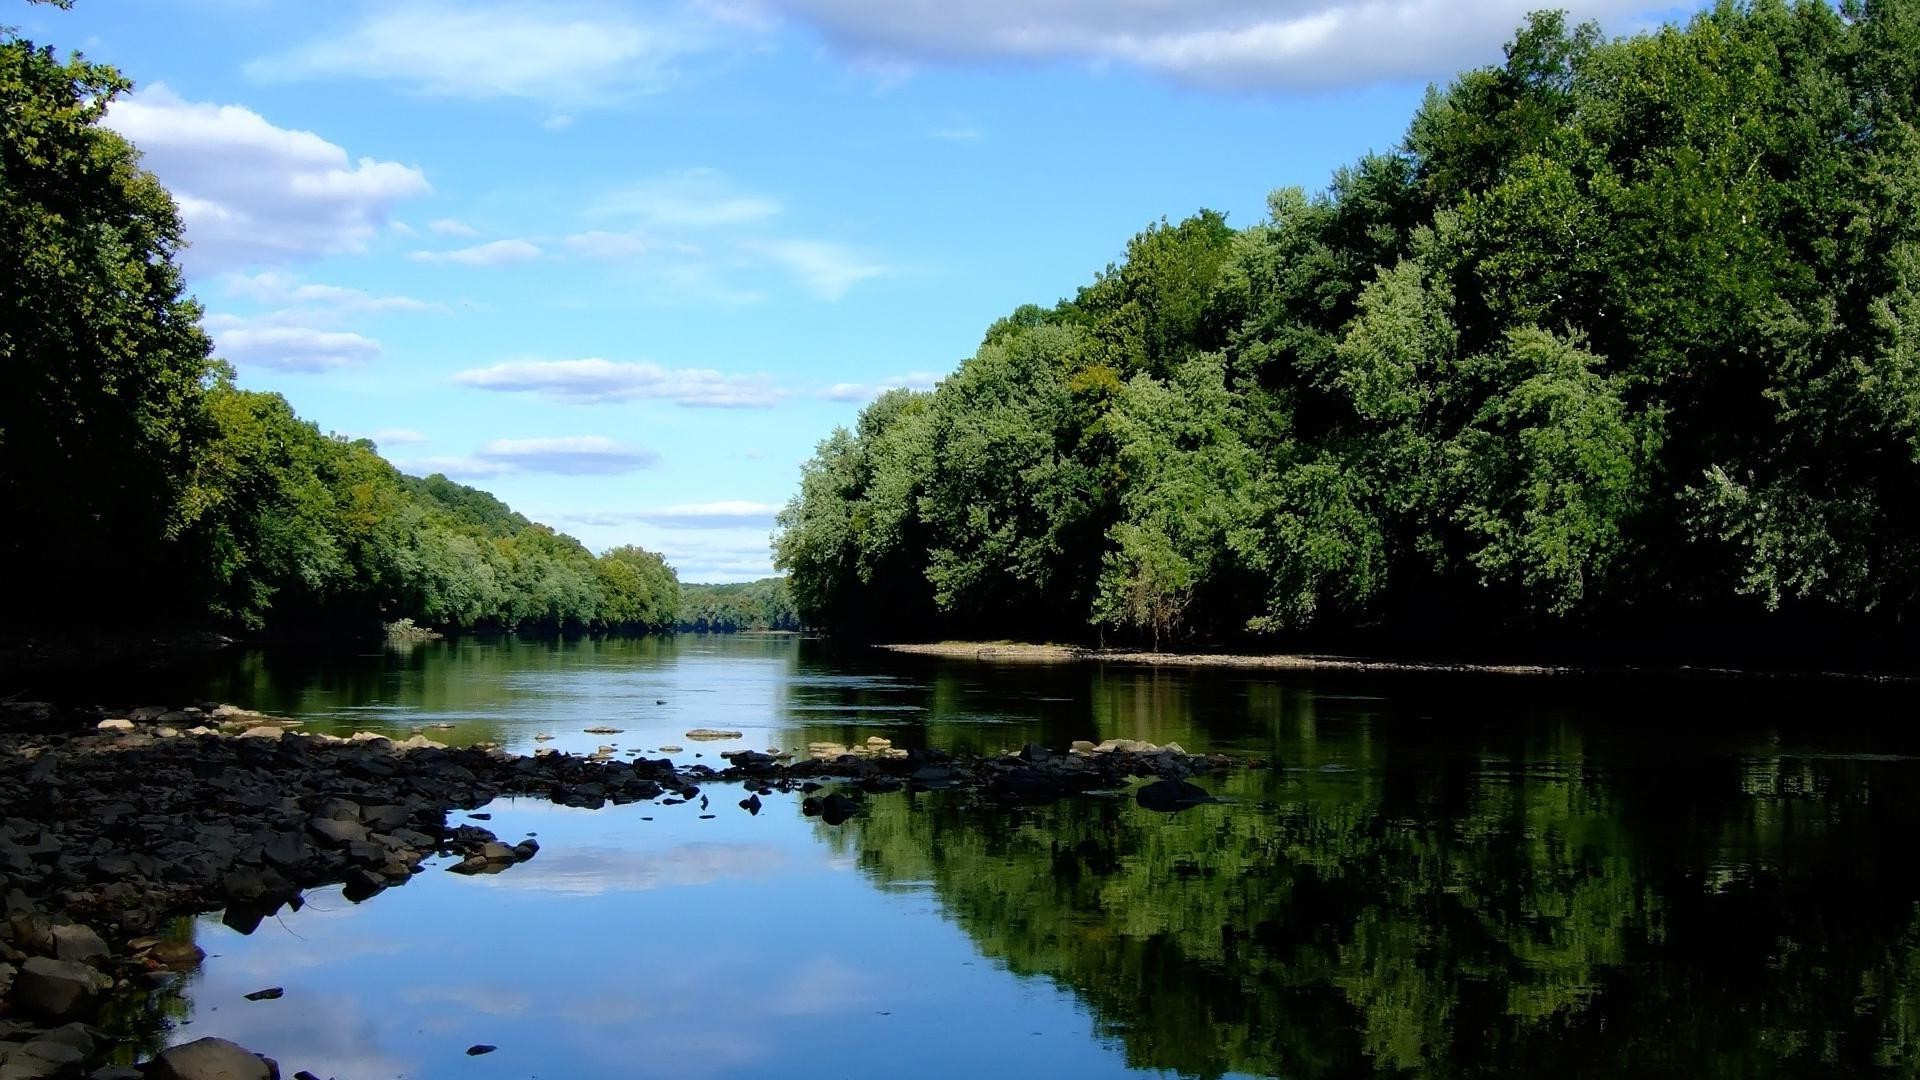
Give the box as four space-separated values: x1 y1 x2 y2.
20 0 1699 581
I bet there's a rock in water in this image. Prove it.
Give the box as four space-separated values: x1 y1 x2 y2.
684 729 743 741
1135 778 1211 812
244 986 285 1001
147 1037 279 1080
801 792 860 825
466 1044 498 1056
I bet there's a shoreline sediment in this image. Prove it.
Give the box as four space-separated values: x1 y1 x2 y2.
877 641 1920 682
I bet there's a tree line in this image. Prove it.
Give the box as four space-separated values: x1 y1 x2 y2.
776 1 1920 659
0 30 681 637
677 579 800 633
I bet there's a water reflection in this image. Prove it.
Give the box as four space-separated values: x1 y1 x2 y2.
826 754 1920 1077
87 637 1920 1075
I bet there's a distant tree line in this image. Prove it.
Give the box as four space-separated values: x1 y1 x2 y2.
777 2 1920 660
677 579 800 633
0 31 680 637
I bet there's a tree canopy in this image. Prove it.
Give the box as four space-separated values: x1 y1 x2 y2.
0 25 682 637
776 1 1920 661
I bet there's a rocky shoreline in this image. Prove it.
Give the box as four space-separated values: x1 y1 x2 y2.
0 700 1253 1079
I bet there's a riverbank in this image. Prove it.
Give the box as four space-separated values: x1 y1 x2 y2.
878 641 1920 681
0 700 1247 1077
880 641 1578 676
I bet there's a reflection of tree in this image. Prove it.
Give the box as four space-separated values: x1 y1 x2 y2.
829 752 1920 1077
95 916 201 1067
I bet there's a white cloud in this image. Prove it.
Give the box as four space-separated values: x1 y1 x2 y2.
409 239 543 267
564 231 655 260
250 1 705 107
223 271 435 313
370 427 430 445
452 358 784 407
102 85 429 271
820 371 943 402
428 217 478 236
654 540 778 582
544 113 577 131
749 239 888 300
214 324 382 372
595 168 782 228
396 436 658 478
555 501 783 529
754 0 1654 90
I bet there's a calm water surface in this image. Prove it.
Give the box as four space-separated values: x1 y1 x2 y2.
114 635 1920 1077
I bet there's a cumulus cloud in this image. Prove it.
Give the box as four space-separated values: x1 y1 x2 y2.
212 323 382 372
555 501 783 529
563 231 656 260
249 1 704 107
428 217 478 236
654 540 778 582
409 239 543 267
754 0 1653 90
452 358 784 407
223 271 436 314
395 436 658 478
102 85 429 272
369 427 430 445
820 371 942 402
749 239 889 300
595 168 782 228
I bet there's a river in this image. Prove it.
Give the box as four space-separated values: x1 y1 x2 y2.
105 634 1920 1077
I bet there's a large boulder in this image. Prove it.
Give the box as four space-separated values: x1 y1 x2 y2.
10 956 111 1020
146 1038 279 1080
50 922 109 966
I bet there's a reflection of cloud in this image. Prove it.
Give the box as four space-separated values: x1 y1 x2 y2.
767 956 878 1016
172 987 417 1080
404 983 532 1015
479 843 790 896
564 995 652 1025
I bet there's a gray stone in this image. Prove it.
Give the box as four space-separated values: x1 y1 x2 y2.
236 726 284 740
146 1038 278 1080
305 818 368 847
50 922 109 967
94 718 135 732
11 956 110 1020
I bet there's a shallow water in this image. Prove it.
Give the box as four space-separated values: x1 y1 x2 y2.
116 635 1920 1076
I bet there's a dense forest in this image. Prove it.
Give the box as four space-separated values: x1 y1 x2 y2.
776 1 1920 658
0 28 682 637
677 579 800 633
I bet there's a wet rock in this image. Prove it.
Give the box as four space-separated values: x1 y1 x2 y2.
582 726 622 735
137 939 205 971
95 719 134 733
801 792 859 825
146 1037 279 1080
1135 778 1211 812
739 793 762 815
11 956 111 1020
466 1045 497 1056
244 987 284 1001
684 729 742 741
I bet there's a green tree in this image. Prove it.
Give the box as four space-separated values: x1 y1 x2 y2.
0 33 213 621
